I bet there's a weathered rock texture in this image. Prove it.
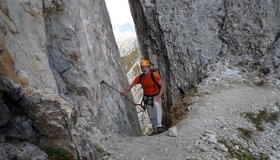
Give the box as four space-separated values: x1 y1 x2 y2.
129 0 280 116
0 0 141 159
1 0 280 159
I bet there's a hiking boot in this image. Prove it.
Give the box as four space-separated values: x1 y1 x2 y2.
157 127 164 134
148 130 158 136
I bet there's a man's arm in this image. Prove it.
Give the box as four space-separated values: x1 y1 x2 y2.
155 80 164 102
122 82 135 96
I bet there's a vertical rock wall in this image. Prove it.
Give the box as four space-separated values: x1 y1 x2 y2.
129 0 280 106
0 0 141 159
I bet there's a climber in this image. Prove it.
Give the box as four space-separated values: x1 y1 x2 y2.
122 59 165 134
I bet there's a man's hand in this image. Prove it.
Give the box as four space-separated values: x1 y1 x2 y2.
121 91 127 96
122 83 134 97
155 95 161 103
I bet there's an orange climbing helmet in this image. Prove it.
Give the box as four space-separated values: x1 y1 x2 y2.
140 60 150 67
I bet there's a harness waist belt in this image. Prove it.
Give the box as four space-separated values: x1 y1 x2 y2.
144 93 158 97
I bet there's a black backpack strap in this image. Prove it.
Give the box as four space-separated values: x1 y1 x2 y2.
139 73 143 85
151 71 161 89
151 71 164 102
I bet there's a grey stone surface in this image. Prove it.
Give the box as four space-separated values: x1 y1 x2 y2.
0 0 141 159
0 142 48 160
0 100 10 127
101 70 280 159
0 0 279 159
129 0 280 105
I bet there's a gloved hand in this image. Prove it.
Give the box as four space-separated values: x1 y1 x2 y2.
141 105 146 111
140 101 146 111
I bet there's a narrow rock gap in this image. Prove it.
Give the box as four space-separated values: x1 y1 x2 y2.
127 0 175 132
105 0 176 135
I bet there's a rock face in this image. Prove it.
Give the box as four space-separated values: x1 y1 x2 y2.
129 0 280 106
0 0 141 159
0 142 48 160
1 0 280 159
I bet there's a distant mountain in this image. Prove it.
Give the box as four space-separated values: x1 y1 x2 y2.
118 35 143 103
113 23 136 43
117 35 139 57
121 49 141 73
118 23 134 33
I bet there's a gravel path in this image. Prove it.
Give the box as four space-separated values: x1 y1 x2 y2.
101 78 280 160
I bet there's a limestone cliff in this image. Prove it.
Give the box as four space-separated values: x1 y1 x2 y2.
1 0 280 159
0 0 140 159
129 0 280 109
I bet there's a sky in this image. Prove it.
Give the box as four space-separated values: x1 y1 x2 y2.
105 0 136 41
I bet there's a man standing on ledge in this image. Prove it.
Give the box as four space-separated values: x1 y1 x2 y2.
122 60 165 134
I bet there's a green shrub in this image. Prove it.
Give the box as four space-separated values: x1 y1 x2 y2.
41 146 74 160
218 139 268 160
243 109 279 131
274 32 280 42
237 127 253 139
